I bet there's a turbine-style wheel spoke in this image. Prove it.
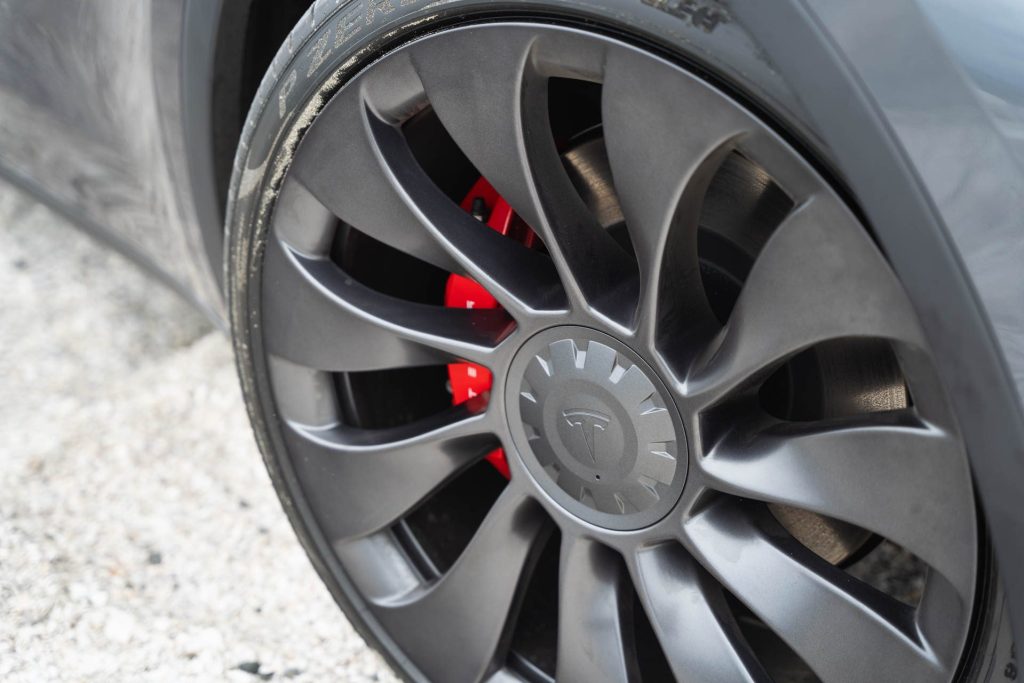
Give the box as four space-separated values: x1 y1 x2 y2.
288 69 458 274
374 489 550 682
410 28 638 323
262 236 507 370
286 47 567 317
358 104 566 316
602 48 748 348
630 544 769 683
701 413 976 597
555 535 637 683
285 405 495 541
688 196 924 405
685 500 949 683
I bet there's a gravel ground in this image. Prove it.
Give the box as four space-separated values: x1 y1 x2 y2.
0 181 399 682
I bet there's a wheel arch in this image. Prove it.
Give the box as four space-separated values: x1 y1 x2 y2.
181 0 313 295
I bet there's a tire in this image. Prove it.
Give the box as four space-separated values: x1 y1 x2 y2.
226 1 1016 681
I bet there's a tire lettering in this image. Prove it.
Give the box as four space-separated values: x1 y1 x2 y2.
307 34 332 76
366 0 396 25
641 0 728 33
279 69 298 119
334 4 363 49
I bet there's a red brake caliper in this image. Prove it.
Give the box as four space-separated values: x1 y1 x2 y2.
446 177 537 480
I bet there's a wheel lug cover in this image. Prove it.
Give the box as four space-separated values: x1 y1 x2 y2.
505 326 687 530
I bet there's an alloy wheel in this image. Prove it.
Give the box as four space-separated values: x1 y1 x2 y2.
256 22 980 682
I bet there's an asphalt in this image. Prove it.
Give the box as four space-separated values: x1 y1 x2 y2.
0 181 399 682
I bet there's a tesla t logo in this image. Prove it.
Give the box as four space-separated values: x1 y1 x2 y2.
562 409 612 463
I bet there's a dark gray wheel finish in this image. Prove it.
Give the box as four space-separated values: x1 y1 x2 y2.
230 14 992 683
507 326 686 531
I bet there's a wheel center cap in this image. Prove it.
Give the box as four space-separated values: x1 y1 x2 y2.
505 326 687 530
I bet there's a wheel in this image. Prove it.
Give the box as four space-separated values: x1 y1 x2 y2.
226 2 1013 681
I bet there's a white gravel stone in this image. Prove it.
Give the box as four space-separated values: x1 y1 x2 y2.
0 181 400 682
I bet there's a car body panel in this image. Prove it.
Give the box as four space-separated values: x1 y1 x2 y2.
914 0 1024 406
0 0 223 320
810 0 1024 414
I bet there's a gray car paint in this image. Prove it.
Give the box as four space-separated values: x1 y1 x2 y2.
813 0 1024 418
0 0 222 319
